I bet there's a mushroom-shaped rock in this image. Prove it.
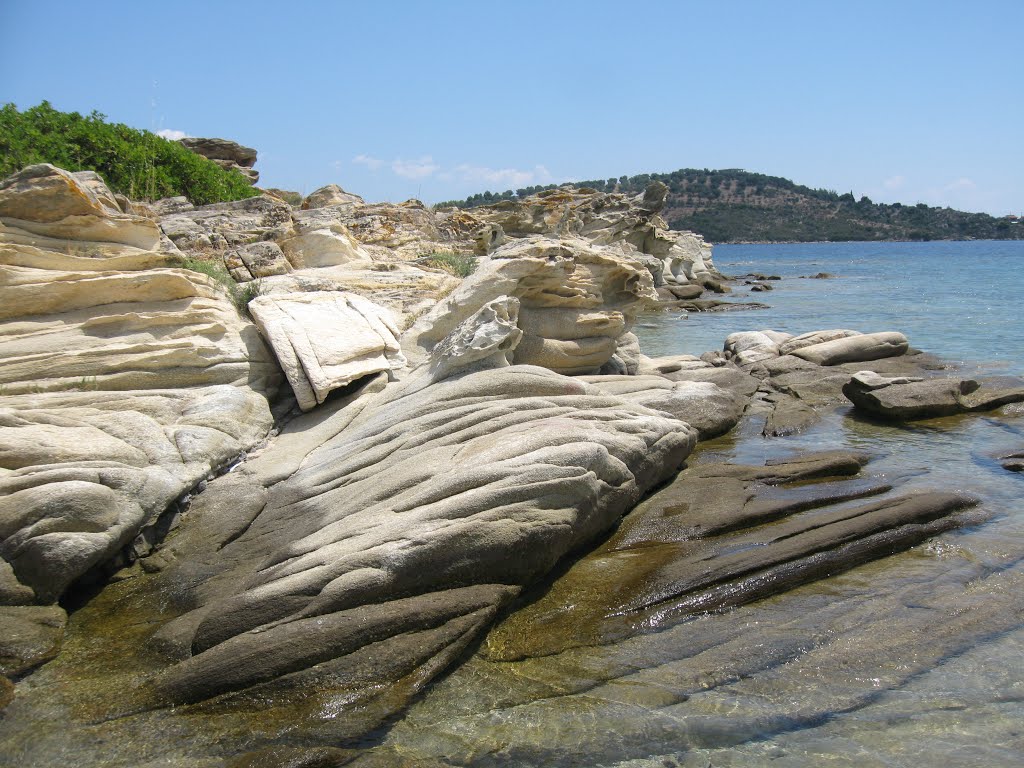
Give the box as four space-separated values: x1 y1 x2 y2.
403 236 656 376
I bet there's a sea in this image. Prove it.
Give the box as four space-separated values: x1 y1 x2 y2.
636 239 1024 375
371 240 1024 766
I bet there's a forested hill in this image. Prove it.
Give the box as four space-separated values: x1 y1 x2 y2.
437 168 1022 243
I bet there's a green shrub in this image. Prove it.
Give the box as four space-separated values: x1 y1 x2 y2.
0 101 259 205
419 252 477 277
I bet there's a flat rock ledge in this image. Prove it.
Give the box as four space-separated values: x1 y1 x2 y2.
844 371 1024 420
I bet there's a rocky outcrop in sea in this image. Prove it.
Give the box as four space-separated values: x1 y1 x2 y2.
1 160 1023 766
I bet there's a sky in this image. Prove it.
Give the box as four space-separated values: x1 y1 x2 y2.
1 0 1021 214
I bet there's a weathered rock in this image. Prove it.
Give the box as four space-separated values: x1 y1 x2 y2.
661 283 704 300
0 255 279 394
404 236 656 375
791 331 909 365
0 166 278 605
637 354 712 375
224 240 292 281
581 375 744 439
778 328 862 356
468 185 719 289
254 262 458 331
0 605 66 676
159 194 292 254
724 330 782 367
0 164 160 249
249 292 405 410
760 391 820 437
1000 450 1024 473
425 296 522 383
179 138 258 168
484 450 980 662
277 208 373 269
843 371 1024 421
300 184 364 209
177 138 259 186
0 385 272 602
145 363 696 709
660 365 762 399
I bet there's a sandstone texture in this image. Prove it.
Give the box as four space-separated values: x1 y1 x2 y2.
0 165 277 607
150 358 697 706
179 137 259 185
404 236 657 375
467 183 720 289
300 184 364 209
0 154 1007 768
248 291 405 410
0 164 160 249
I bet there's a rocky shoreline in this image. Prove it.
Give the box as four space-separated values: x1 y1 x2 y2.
2 154 1023 766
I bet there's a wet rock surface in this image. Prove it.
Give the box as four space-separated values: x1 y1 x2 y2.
2 161 1022 766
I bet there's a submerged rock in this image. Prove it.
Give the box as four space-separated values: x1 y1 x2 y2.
484 450 981 662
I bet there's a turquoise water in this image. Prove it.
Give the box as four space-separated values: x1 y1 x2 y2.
638 240 1024 375
371 240 1024 766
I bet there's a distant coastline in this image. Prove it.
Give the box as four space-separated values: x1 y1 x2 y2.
439 168 1022 244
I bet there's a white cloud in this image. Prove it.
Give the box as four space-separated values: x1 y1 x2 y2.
352 154 383 171
156 128 189 140
882 175 906 191
391 156 440 180
450 163 554 189
944 177 976 192
922 177 982 211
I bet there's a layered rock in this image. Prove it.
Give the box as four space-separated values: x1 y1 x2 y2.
0 165 278 606
276 206 374 269
300 184 364 209
249 291 405 410
404 236 657 375
178 137 259 185
159 194 293 255
484 450 981 661
466 183 719 288
0 164 160 250
148 356 697 708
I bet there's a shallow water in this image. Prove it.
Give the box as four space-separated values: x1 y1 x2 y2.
364 241 1024 766
639 240 1024 375
5 242 1024 766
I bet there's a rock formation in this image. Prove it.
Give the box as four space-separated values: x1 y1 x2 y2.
404 236 657 375
1 159 1013 768
178 137 260 185
465 183 720 289
248 291 405 411
843 370 1024 420
0 165 278 608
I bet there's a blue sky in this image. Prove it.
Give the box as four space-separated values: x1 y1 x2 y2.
2 0 1021 214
